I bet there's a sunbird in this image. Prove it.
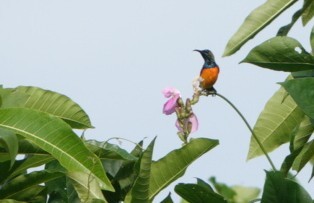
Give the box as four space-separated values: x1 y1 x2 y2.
194 49 219 93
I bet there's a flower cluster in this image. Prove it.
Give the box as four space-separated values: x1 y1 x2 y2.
162 87 200 143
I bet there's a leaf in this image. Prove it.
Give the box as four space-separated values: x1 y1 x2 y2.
67 176 81 203
85 140 138 161
292 140 314 172
261 171 312 203
231 185 260 203
209 177 236 201
301 0 314 26
311 26 314 54
15 86 93 129
242 37 314 72
160 193 173 203
281 115 314 175
107 141 143 200
0 161 22 184
281 78 314 119
0 108 114 191
8 155 54 180
280 148 303 176
0 88 30 108
0 170 63 199
277 9 302 36
0 127 18 168
223 0 297 56
0 154 54 184
45 160 80 202
292 115 314 151
149 138 219 200
310 165 314 181
7 185 46 202
0 199 27 203
248 86 304 160
67 172 107 203
292 69 314 78
15 139 47 155
196 178 214 192
175 183 227 203
124 138 156 203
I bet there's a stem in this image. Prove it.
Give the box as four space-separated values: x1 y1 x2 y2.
215 93 276 171
105 137 144 150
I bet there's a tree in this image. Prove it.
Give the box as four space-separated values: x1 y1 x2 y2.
0 0 313 202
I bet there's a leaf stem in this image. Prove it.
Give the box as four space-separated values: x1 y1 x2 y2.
105 137 145 150
215 92 276 171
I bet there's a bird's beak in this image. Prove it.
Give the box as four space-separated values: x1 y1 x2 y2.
194 49 206 59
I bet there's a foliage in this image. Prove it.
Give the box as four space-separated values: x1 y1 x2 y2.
222 0 314 202
172 177 259 203
1 0 314 202
0 86 218 202
237 0 314 183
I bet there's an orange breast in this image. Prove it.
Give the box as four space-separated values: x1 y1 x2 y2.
200 67 219 89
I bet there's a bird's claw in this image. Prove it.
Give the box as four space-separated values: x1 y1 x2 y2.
201 88 217 97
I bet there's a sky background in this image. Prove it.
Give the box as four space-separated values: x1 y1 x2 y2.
0 1 313 202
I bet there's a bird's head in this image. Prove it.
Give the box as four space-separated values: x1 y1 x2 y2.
194 49 215 62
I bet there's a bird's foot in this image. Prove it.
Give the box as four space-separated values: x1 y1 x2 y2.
201 87 217 96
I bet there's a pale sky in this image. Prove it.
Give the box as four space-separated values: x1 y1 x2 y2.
1 1 313 201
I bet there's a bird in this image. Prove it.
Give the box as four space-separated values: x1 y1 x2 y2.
194 49 219 94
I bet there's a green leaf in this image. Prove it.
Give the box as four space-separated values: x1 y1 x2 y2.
292 69 314 78
292 140 314 172
311 26 314 54
0 128 18 168
149 138 219 200
0 161 23 184
223 0 297 56
175 183 227 203
248 86 304 160
281 78 314 119
8 155 54 180
242 37 314 72
196 178 214 192
209 177 236 201
277 9 302 36
301 0 314 26
14 86 93 129
0 199 27 203
124 138 156 203
261 171 312 203
0 170 62 199
15 139 47 155
281 115 314 175
0 88 30 108
231 185 260 203
45 160 71 202
85 140 138 161
7 185 46 202
310 165 314 181
0 108 114 191
281 148 303 176
292 115 314 151
106 141 143 200
67 176 81 203
160 193 174 203
67 172 107 203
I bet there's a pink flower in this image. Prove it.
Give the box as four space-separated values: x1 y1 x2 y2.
175 113 198 133
162 87 181 115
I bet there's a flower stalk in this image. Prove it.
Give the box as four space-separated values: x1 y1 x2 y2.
202 91 277 171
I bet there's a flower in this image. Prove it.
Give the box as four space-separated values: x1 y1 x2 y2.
162 87 181 115
175 113 198 133
192 76 203 93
